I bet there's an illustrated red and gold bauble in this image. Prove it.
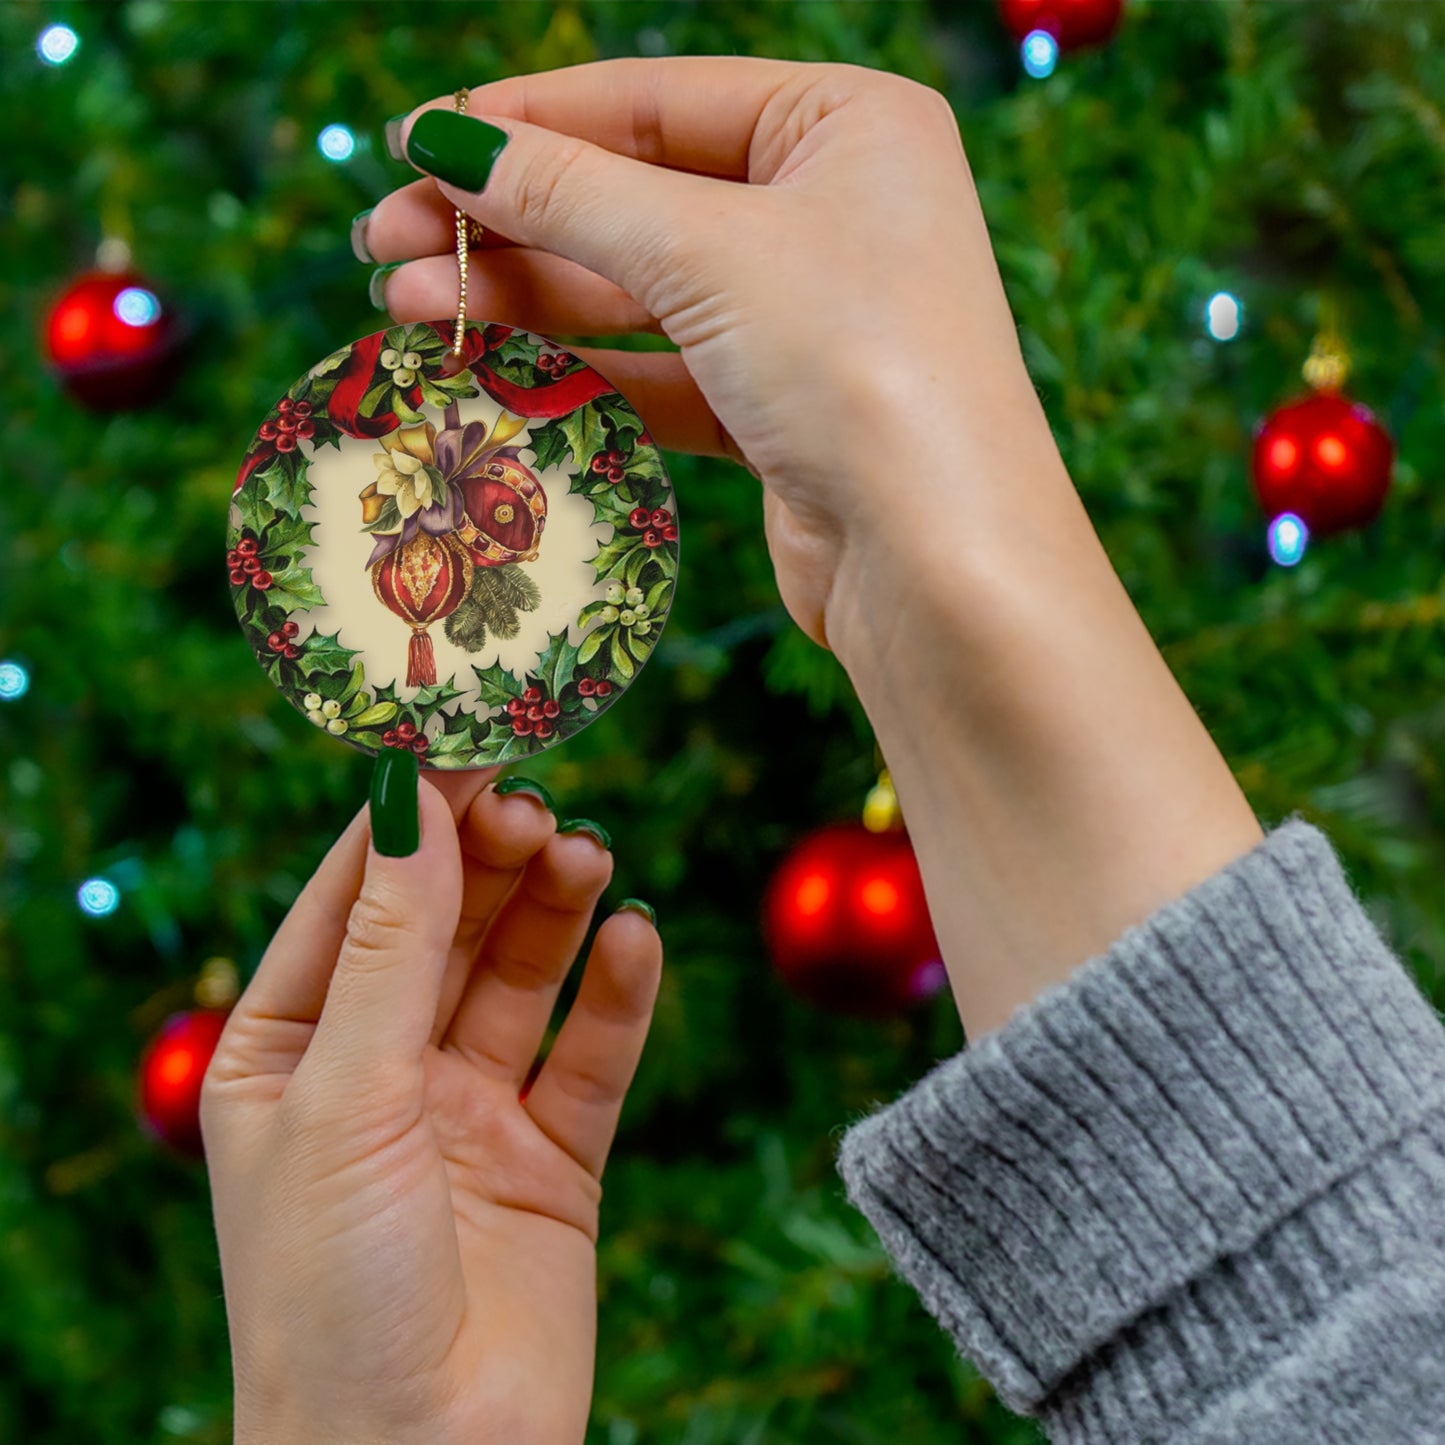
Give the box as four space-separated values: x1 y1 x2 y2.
763 822 946 1017
1251 391 1394 537
998 0 1124 49
137 1008 230 1158
228 321 678 768
44 269 180 410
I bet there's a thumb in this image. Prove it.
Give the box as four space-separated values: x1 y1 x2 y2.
398 106 750 318
302 753 462 1090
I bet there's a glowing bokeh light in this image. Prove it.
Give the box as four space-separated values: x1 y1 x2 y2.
859 877 901 918
0 660 29 701
1205 291 1242 341
1268 436 1299 475
1267 512 1309 567
78 877 121 917
318 124 356 162
114 287 161 327
1021 30 1059 79
38 24 79 65
1315 434 1347 469
159 1047 198 1087
794 873 831 918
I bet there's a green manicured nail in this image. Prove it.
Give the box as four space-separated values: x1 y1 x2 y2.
370 747 420 857
368 262 403 311
384 113 408 162
559 818 612 850
494 776 555 811
405 110 510 192
617 898 657 926
350 208 375 264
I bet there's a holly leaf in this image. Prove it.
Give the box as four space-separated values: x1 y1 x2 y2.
234 478 273 536
258 455 314 518
592 532 643 581
429 727 476 758
590 487 637 525
557 401 609 473
528 419 571 473
299 629 359 676
532 631 579 699
599 398 646 456
263 512 316 562
411 678 466 712
473 659 523 709
491 335 536 367
266 565 326 613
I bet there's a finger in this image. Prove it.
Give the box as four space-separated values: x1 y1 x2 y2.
398 108 763 314
523 908 662 1180
429 782 558 1049
424 767 500 827
440 828 614 1083
360 177 521 261
409 55 811 181
300 778 464 1087
377 249 663 337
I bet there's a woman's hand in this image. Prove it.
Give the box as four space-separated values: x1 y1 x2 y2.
361 56 1055 658
202 770 661 1445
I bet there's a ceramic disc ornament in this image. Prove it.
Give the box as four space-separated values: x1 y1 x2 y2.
229 321 677 767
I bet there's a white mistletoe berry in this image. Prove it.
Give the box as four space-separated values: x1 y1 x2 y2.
634 620 652 637
401 351 422 370
321 699 342 719
619 609 637 627
625 587 644 608
604 582 625 605
380 348 401 370
307 708 327 727
326 718 349 736
599 605 619 624
634 604 651 620
392 368 416 388
304 692 323 711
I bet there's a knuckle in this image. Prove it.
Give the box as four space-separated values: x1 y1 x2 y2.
513 135 590 232
340 893 413 970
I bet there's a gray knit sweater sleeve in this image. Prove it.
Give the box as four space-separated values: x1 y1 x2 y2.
835 817 1445 1443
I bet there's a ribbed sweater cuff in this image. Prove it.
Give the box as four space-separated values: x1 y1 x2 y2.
835 817 1445 1430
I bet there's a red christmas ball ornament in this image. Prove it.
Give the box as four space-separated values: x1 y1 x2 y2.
763 822 945 1017
998 0 1124 50
1251 392 1394 538
137 1009 230 1158
44 269 181 410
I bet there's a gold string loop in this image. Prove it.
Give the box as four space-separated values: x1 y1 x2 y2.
441 87 481 373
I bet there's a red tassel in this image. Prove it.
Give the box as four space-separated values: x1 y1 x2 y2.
407 630 436 687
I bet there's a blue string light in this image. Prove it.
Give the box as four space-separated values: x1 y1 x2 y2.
114 287 162 327
37 24 79 66
1268 512 1309 567
0 660 28 701
78 878 121 918
1022 30 1059 79
317 124 356 162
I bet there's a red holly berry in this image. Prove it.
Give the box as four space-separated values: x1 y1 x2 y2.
577 677 597 697
277 416 297 435
505 697 527 717
257 421 277 441
282 621 300 638
229 568 247 586
293 400 312 418
522 685 542 705
591 454 609 473
606 467 626 483
243 556 261 574
295 419 315 440
526 704 545 723
594 680 613 697
554 352 573 367
537 355 556 373
382 729 399 747
534 720 554 740
277 397 294 415
396 721 418 742
607 450 625 466
662 523 679 542
512 716 533 736
541 699 560 719
410 736 429 756
649 508 671 529
252 571 273 590
236 538 259 557
226 549 241 568
283 643 301 660
643 529 662 548
275 434 297 453
267 631 285 651
629 507 652 529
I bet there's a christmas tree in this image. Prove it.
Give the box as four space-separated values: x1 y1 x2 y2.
3 3 1443 1441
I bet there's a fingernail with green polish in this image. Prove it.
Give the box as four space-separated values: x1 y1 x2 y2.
350 208 375 264
617 898 657 926
559 818 612 850
369 262 403 311
370 747 420 858
493 775 555 811
384 113 408 162
405 110 510 193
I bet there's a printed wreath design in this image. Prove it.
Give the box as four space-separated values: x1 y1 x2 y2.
226 320 678 767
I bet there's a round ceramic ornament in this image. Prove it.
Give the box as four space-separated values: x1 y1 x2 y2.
227 319 678 767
